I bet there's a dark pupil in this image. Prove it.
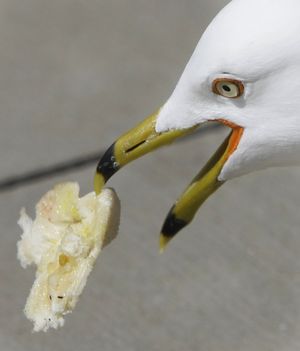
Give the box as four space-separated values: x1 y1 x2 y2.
222 84 231 92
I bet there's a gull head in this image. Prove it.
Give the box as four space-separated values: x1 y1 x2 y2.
157 0 300 180
95 0 300 250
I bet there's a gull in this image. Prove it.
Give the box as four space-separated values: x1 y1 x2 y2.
95 0 300 251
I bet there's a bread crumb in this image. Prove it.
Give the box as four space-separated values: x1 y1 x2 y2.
17 182 120 332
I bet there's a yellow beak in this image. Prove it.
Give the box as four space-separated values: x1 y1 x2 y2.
95 110 243 251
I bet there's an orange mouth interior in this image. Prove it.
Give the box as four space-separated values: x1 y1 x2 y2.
217 118 244 161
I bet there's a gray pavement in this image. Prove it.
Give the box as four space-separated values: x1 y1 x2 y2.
2 1 300 350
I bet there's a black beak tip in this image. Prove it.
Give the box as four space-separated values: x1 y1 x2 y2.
161 209 188 239
96 142 120 183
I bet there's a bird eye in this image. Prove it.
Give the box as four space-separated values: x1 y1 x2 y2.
212 78 244 98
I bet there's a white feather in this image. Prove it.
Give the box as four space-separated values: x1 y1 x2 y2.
156 0 300 179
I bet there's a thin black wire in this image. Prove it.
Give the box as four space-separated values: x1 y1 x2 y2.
0 124 222 193
0 152 102 192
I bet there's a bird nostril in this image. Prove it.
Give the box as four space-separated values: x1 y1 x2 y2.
125 140 146 153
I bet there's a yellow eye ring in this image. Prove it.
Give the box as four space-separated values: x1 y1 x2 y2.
212 78 244 98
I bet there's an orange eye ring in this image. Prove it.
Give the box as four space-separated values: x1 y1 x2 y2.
212 78 244 98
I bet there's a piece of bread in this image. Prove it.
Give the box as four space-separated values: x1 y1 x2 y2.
17 182 120 332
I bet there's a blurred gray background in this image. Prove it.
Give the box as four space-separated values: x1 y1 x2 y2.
2 0 300 350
